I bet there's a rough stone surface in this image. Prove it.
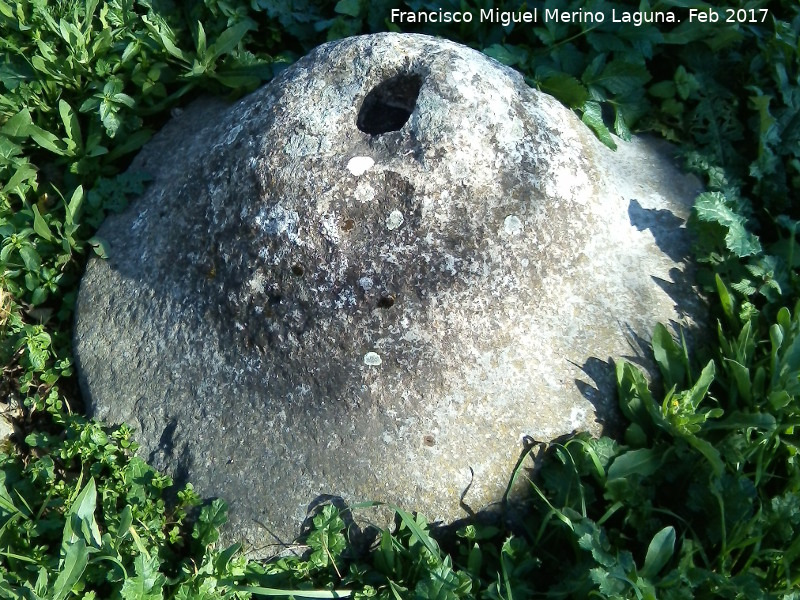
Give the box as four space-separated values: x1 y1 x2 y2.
74 33 705 556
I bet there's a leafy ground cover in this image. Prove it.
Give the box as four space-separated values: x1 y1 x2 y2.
1 0 799 597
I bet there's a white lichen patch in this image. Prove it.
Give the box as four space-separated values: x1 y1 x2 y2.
254 204 299 240
363 351 382 366
354 182 375 203
347 156 374 176
504 215 523 235
386 209 404 231
319 212 341 244
358 276 373 291
248 271 266 295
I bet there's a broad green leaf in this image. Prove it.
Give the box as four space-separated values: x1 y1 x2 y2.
120 552 165 600
19 245 41 271
649 80 676 99
0 1 14 20
715 273 735 323
63 477 101 548
723 358 752 403
66 186 84 226
615 360 661 434
0 109 33 137
51 539 88 600
688 436 725 477
640 526 675 578
393 507 441 558
29 124 67 155
84 0 100 27
334 0 361 18
607 448 662 481
112 92 136 108
703 411 776 432
208 20 255 62
231 586 351 598
143 16 191 63
2 163 37 195
684 360 716 411
32 205 54 242
652 323 685 390
59 100 82 151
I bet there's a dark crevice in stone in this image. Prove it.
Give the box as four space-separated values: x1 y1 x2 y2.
357 73 422 135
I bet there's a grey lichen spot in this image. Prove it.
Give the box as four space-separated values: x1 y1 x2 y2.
347 156 374 176
359 276 373 291
363 351 382 366
386 209 404 231
504 215 523 235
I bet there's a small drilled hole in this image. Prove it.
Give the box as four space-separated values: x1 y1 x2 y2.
291 264 304 276
343 218 355 232
423 434 435 447
357 73 422 135
377 294 395 309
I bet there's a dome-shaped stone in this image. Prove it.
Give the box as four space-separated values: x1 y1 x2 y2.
74 33 704 556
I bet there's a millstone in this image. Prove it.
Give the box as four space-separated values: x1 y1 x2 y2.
74 32 704 556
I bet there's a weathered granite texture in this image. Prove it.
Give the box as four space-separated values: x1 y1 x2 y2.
74 32 704 556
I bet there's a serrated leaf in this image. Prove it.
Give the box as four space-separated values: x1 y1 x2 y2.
540 73 588 108
590 60 651 96
613 105 632 141
693 192 762 257
193 498 228 547
415 562 466 600
483 44 526 67
581 101 616 149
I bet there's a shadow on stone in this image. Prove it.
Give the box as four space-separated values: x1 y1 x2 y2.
627 199 690 263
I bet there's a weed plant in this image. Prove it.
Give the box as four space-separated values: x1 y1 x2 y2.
1 0 799 598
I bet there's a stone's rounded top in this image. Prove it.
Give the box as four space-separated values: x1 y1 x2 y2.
74 32 704 558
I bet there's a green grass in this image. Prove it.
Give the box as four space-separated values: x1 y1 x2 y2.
1 0 800 598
